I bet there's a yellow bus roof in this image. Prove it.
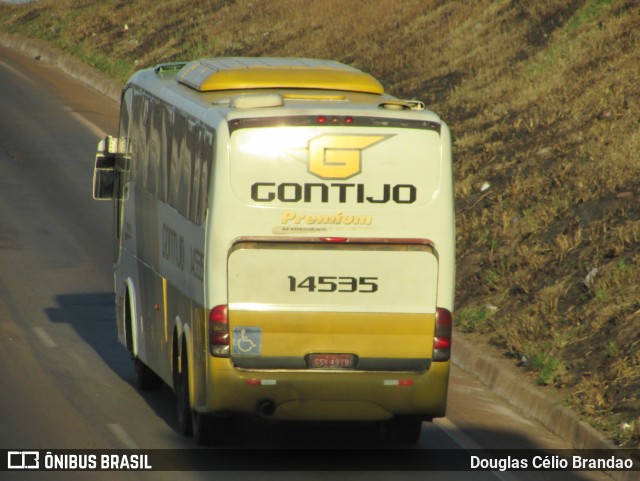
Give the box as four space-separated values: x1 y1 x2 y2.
176 58 385 95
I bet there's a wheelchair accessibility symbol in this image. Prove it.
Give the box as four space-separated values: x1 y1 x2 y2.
232 327 262 355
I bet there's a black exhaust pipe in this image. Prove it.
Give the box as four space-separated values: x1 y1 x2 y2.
256 399 276 417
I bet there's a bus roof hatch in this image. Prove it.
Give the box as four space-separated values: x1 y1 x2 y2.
176 57 385 95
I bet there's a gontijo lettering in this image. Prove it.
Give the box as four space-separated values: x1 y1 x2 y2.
161 224 184 270
252 182 417 204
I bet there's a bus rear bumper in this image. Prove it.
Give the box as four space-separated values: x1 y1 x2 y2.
205 358 450 421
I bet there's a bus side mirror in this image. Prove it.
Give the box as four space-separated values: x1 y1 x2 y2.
93 136 118 200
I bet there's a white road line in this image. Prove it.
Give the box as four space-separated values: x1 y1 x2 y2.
434 417 522 481
63 107 107 138
434 417 484 450
107 423 139 449
31 327 57 348
0 59 34 85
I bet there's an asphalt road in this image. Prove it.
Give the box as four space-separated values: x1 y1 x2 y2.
0 44 612 481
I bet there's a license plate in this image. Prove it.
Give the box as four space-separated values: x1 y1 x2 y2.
307 353 355 369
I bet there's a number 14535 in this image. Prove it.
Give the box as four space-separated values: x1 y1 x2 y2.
288 276 378 293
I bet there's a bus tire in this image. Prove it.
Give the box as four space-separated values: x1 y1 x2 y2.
192 412 233 446
384 416 423 444
191 411 209 445
134 358 163 391
175 340 193 437
124 292 133 353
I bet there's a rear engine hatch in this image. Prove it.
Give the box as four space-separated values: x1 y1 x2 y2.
227 241 437 371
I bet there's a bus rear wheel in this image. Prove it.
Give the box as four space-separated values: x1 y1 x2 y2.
174 342 233 445
192 411 234 446
191 410 210 445
175 342 192 437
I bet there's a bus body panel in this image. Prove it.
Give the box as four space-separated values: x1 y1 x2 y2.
207 357 449 421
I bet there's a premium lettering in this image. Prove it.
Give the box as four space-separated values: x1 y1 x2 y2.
281 211 372 225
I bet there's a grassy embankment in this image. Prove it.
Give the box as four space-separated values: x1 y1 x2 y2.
1 0 638 448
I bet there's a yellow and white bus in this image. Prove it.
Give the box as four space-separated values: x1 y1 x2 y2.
93 57 455 444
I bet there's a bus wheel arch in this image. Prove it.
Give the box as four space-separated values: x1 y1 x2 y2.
123 279 139 356
123 286 134 354
125 283 162 390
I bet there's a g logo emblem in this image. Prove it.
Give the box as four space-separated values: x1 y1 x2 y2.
308 135 388 180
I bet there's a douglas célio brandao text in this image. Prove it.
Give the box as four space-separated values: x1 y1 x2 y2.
470 454 635 471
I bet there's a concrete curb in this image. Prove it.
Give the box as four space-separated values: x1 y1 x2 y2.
454 335 638 481
0 31 122 102
0 29 637 481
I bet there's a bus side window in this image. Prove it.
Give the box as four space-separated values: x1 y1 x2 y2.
163 104 174 206
146 97 161 198
117 88 132 177
177 117 194 218
130 91 148 189
197 128 214 224
112 88 132 246
190 126 203 224
141 95 152 193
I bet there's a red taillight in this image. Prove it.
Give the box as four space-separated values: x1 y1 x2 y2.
434 336 451 350
436 307 452 328
433 308 452 362
209 305 229 357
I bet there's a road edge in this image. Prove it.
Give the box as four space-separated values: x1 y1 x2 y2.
0 31 122 103
0 30 636 481
453 336 637 481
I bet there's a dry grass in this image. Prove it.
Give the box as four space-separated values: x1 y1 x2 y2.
1 0 639 448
